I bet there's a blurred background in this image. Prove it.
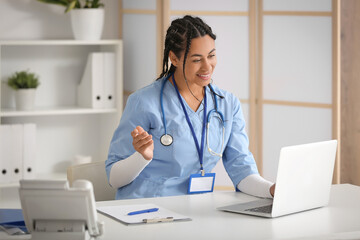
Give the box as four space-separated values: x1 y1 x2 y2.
0 0 358 190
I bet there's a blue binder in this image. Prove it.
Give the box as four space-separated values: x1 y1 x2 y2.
0 209 27 233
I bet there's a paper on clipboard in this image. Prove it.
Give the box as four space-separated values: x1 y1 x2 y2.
97 204 191 225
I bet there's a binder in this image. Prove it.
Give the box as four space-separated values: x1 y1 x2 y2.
0 124 37 184
0 125 11 183
0 125 23 183
103 52 116 109
0 209 25 225
23 124 36 179
77 52 116 109
77 52 104 109
0 209 27 234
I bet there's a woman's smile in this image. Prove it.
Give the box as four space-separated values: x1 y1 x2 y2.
196 73 212 81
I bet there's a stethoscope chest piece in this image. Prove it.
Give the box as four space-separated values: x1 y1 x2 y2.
160 134 173 146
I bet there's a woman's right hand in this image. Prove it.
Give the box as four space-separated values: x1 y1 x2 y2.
131 126 154 161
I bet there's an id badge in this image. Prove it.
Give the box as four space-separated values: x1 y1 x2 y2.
188 173 216 194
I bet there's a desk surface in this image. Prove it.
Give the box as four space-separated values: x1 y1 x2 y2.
95 184 360 240
1 184 360 240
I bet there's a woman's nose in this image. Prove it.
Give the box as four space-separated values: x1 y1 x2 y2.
202 59 212 71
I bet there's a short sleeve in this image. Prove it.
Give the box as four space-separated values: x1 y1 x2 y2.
222 96 259 188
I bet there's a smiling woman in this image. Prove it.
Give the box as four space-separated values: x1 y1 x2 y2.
105 15 275 200
169 35 217 111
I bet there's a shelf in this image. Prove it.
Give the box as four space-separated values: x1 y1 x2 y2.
0 172 67 188
1 106 117 117
0 39 122 46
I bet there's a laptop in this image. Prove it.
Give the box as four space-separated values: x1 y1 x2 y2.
218 140 338 218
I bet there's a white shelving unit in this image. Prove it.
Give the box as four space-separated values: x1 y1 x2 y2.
0 39 123 181
1 106 117 117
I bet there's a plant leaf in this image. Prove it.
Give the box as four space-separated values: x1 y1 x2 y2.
37 0 68 7
65 0 77 13
7 71 40 90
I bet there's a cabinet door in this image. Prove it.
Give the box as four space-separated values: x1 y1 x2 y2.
261 0 333 181
122 0 157 93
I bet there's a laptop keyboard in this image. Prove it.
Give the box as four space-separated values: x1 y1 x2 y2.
245 204 273 214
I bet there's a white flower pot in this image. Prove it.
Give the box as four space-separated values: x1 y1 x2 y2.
70 9 105 41
15 89 36 111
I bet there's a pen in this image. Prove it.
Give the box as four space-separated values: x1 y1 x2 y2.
127 208 159 216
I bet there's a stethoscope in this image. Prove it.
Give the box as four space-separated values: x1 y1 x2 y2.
160 73 225 158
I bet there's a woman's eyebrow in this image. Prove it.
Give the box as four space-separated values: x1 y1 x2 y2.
190 48 216 57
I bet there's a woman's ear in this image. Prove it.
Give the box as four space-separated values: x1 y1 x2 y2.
169 51 179 67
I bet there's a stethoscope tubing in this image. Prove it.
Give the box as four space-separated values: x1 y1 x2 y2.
160 76 168 135
160 74 225 158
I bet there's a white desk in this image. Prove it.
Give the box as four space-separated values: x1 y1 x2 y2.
96 184 360 240
1 184 360 240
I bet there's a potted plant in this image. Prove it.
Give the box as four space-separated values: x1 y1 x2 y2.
37 0 105 40
7 70 40 111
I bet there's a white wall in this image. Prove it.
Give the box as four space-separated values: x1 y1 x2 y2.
0 0 119 40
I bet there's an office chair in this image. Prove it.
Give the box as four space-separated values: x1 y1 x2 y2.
67 161 116 201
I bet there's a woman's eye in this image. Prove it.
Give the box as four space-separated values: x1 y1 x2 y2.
193 59 201 63
209 54 216 58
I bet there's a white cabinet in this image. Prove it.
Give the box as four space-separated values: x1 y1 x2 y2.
0 40 123 181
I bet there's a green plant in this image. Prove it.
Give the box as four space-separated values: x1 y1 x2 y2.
7 70 40 90
37 0 104 13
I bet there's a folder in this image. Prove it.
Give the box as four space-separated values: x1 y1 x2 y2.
0 209 25 225
97 204 191 225
77 52 104 109
23 124 36 179
0 125 23 183
103 52 116 109
0 209 27 234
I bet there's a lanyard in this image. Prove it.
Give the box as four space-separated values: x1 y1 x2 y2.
172 74 207 173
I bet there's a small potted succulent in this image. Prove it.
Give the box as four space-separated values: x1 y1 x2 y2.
7 70 40 111
37 0 105 40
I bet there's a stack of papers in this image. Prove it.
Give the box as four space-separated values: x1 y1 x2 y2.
97 204 191 225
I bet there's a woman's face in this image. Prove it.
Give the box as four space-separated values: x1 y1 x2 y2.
173 34 217 88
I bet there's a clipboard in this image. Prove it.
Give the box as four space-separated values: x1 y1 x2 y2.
97 204 191 225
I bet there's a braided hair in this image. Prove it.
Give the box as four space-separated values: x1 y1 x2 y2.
157 15 216 80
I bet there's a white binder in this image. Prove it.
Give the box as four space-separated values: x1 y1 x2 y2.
77 52 104 109
0 124 23 183
23 124 36 179
103 52 116 109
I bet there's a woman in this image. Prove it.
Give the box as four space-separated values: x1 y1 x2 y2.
106 15 275 199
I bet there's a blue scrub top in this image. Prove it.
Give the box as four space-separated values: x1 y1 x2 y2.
106 76 259 199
